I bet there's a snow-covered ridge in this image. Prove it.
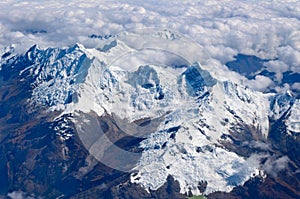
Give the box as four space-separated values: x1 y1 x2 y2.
1 31 298 195
286 99 300 134
1 43 92 110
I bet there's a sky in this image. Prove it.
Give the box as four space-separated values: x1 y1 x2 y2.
0 0 300 92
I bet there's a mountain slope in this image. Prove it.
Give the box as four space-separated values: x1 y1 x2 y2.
0 31 300 198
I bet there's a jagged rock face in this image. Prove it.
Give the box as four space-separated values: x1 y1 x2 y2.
0 31 300 198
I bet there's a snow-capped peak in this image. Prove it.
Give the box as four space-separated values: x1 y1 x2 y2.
2 30 298 196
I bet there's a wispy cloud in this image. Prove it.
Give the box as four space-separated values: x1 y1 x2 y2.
263 156 290 177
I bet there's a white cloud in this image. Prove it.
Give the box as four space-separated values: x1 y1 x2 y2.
275 83 291 93
264 60 289 82
278 46 300 70
246 75 274 92
292 83 300 91
248 154 291 178
0 0 299 92
7 191 34 199
242 141 270 151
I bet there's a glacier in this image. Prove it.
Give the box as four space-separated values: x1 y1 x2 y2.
1 29 299 196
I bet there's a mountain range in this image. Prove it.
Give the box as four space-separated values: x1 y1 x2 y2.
0 30 300 198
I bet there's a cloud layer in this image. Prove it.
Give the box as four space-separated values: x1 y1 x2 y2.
0 0 299 92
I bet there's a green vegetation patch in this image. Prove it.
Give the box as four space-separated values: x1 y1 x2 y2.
188 195 207 199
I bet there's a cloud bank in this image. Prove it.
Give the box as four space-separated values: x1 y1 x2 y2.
0 0 299 92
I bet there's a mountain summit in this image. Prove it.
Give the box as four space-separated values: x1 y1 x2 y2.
0 31 300 198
